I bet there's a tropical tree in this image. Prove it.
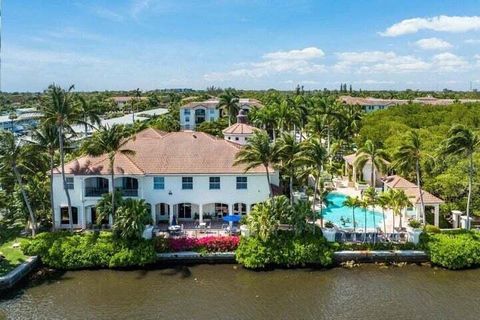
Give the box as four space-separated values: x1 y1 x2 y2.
245 197 289 241
234 130 278 197
276 132 301 203
354 139 389 187
113 198 151 240
363 186 378 229
82 125 135 218
0 131 37 236
392 130 426 224
358 198 369 242
77 95 101 137
377 191 392 233
30 124 59 228
296 137 329 229
95 190 124 225
218 88 239 126
389 189 410 232
40 84 78 231
343 195 361 232
440 125 480 230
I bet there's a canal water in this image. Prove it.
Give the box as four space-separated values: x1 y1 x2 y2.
1 264 479 320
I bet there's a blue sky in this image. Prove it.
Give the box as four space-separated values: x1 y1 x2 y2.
3 0 480 91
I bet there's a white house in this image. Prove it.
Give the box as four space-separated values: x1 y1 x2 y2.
179 98 262 130
52 127 277 229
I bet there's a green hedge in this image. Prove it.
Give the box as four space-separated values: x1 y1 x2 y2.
22 231 156 269
235 231 334 269
423 231 480 270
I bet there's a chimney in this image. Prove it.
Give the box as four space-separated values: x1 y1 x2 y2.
237 109 247 124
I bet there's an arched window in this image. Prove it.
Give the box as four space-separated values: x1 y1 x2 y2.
233 203 247 215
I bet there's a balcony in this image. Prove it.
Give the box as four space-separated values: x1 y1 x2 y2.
85 187 109 197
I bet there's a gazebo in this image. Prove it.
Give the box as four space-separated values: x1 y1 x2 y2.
382 175 444 227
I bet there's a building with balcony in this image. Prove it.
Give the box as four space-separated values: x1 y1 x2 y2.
52 127 278 229
179 98 262 130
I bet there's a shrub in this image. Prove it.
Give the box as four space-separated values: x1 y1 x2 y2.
324 221 335 228
235 231 334 269
424 225 441 234
22 231 156 270
425 231 480 269
408 220 422 229
158 236 240 253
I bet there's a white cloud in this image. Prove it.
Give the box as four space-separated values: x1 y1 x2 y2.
465 39 480 44
432 52 469 71
90 6 124 22
263 47 324 60
131 0 152 18
204 47 326 81
415 37 452 50
334 51 430 73
380 15 480 37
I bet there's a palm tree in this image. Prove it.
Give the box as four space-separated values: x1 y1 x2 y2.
218 89 239 126
30 124 60 229
296 137 328 230
354 140 389 188
440 125 480 230
359 198 369 242
390 189 410 232
113 198 151 240
234 130 278 197
77 95 101 137
363 186 378 232
250 104 278 140
82 125 135 218
276 132 301 204
377 192 391 233
40 84 78 231
393 131 426 224
0 131 37 236
343 195 360 231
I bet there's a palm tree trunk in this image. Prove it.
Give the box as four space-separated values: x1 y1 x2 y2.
352 208 356 232
382 208 386 234
289 175 294 204
50 153 55 231
59 125 73 231
416 159 425 224
265 166 272 198
371 160 375 187
363 208 367 242
312 179 318 234
13 165 36 236
111 158 116 224
466 154 473 230
392 210 395 233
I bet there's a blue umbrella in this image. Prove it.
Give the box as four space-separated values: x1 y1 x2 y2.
223 215 241 222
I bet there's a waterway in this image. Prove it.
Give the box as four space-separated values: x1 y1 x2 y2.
1 264 479 319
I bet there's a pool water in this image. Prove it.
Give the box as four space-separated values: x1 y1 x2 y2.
321 192 384 229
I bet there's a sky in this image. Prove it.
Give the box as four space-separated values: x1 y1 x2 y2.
3 0 480 92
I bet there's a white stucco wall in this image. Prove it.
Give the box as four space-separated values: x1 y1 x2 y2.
52 172 277 228
180 106 220 130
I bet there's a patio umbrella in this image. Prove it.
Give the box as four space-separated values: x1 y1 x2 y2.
223 215 241 230
222 215 241 223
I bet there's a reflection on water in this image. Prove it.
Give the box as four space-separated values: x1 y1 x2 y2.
1 264 480 320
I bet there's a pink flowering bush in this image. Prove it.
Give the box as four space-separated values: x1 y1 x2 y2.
157 236 240 253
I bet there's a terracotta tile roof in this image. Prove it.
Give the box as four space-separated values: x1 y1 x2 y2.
55 128 271 175
383 175 444 205
222 123 258 135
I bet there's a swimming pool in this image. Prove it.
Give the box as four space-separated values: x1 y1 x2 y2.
321 192 384 230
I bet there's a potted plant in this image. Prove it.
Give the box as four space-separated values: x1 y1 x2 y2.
407 219 422 244
322 221 336 242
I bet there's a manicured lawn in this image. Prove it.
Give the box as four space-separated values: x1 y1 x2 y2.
0 239 27 276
